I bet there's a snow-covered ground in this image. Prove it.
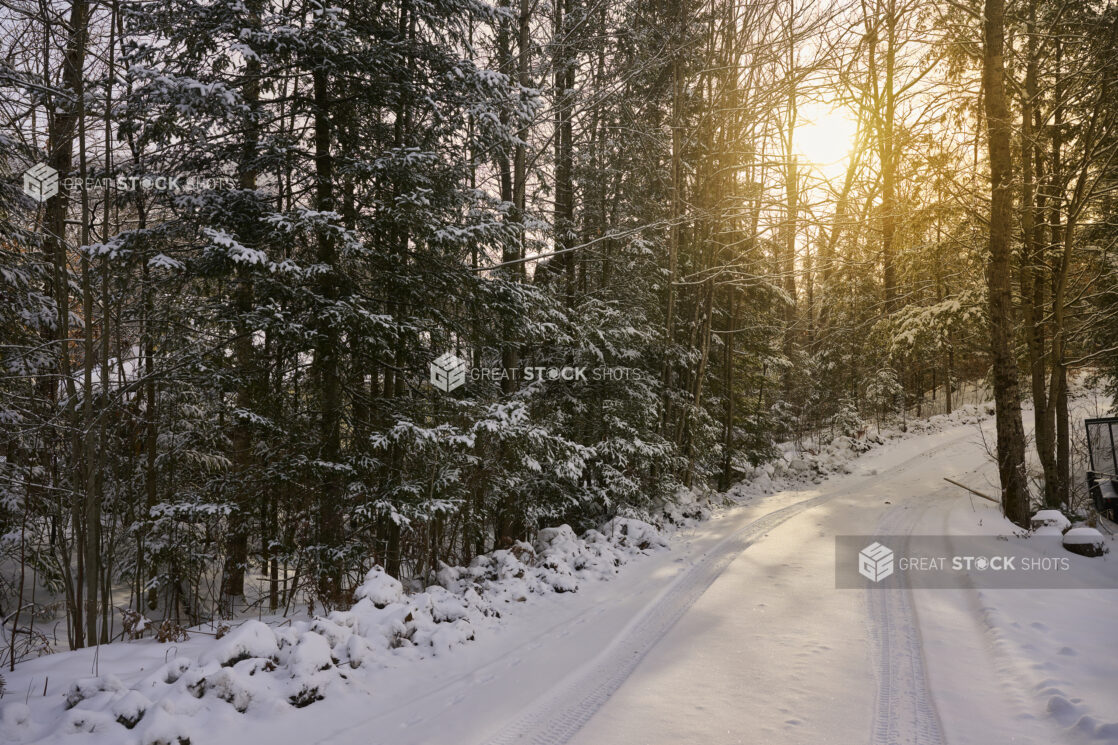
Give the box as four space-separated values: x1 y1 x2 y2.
3 401 1117 745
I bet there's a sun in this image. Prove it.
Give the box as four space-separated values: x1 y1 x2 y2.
794 102 860 181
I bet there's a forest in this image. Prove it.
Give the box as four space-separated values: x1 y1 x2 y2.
1 0 1116 660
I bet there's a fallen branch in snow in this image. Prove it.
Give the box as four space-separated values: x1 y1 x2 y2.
943 477 999 504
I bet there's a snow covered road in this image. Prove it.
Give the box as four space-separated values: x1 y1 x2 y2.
556 415 1118 745
561 426 979 745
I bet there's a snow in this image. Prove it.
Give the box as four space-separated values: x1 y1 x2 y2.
64 675 127 709
1031 509 1071 531
1062 526 1106 546
0 504 680 744
110 691 151 729
1059 525 1104 543
0 703 32 730
352 565 404 608
4 398 1118 745
1034 525 1066 537
200 620 279 667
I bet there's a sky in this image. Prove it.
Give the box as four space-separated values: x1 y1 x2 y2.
794 100 860 182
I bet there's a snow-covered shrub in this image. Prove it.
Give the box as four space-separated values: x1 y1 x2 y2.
536 525 583 560
201 619 279 667
65 674 127 709
288 632 335 677
426 585 470 622
121 607 152 640
310 616 354 648
162 657 193 684
493 549 530 581
601 517 668 553
287 683 324 709
155 619 190 643
137 705 194 745
60 708 116 734
338 634 379 669
111 690 152 728
354 566 404 608
659 486 713 526
202 668 257 712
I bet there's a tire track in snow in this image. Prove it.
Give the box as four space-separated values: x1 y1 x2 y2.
479 492 838 745
867 499 947 745
481 426 978 745
866 587 946 745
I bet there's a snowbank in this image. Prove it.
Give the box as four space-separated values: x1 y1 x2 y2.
0 514 675 744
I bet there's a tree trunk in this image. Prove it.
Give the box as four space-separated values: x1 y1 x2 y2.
223 15 262 601
982 0 1031 526
45 0 91 648
720 289 736 491
553 0 575 304
312 61 344 603
661 0 683 434
1020 3 1058 506
781 39 798 389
